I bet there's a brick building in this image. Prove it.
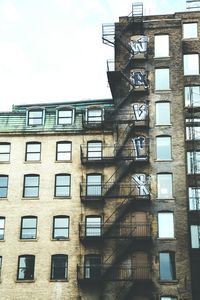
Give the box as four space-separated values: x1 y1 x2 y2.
0 2 199 300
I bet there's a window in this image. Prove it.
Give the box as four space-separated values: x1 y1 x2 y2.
17 255 35 280
154 35 169 57
189 187 200 210
185 86 200 106
87 141 102 160
191 225 200 248
86 174 102 196
187 151 200 174
0 143 10 162
0 256 2 279
55 174 71 197
56 142 72 161
84 255 101 279
157 173 173 198
85 216 102 237
161 296 177 300
159 252 176 280
0 175 8 198
158 212 174 238
186 127 200 140
20 216 37 239
156 136 172 160
155 69 170 90
53 216 69 239
0 217 5 240
156 102 171 125
25 142 41 161
23 175 39 198
27 110 44 126
184 54 199 75
183 23 198 39
51 255 68 280
87 108 103 123
57 109 73 125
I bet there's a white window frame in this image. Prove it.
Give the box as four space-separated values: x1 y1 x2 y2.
158 212 174 238
155 68 170 90
154 35 169 57
156 102 171 125
184 54 199 75
183 23 198 39
157 173 173 198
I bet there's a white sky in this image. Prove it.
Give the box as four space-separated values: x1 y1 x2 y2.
0 0 188 111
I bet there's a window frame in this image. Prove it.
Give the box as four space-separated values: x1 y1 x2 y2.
183 22 198 39
156 136 172 160
85 215 102 237
53 216 69 240
23 174 40 198
157 173 173 199
86 108 104 124
155 102 171 125
187 151 200 174
84 254 101 279
161 296 177 300
159 252 176 281
51 254 68 280
27 109 44 126
154 34 169 58
190 225 200 248
87 141 102 160
86 173 102 196
57 108 74 125
0 217 5 240
56 141 72 161
155 68 170 91
20 216 37 240
0 143 11 162
158 212 174 238
0 175 8 198
0 256 2 279
25 142 41 161
54 174 71 198
17 255 35 281
183 54 199 75
188 187 200 210
184 86 200 107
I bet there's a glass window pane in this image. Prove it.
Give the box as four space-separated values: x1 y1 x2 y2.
159 252 175 280
187 151 200 173
155 69 170 90
86 217 101 236
156 137 171 160
189 187 200 210
23 218 36 228
88 142 102 159
25 176 39 186
158 213 174 238
51 255 68 279
184 54 199 75
157 174 172 198
183 23 198 39
186 127 200 140
156 102 170 125
191 225 200 248
56 175 69 185
88 109 102 122
154 35 169 57
0 144 10 162
185 86 200 106
56 186 70 196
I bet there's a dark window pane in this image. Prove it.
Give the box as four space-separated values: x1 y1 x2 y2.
159 252 176 280
18 256 35 280
51 255 68 279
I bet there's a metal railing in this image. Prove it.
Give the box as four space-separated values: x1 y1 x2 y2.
79 222 151 240
77 265 151 281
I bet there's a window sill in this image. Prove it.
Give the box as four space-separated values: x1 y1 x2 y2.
24 161 41 164
154 90 171 93
22 197 40 200
182 37 198 41
156 197 175 201
55 160 72 163
154 56 170 59
19 238 38 242
15 279 35 283
49 279 68 282
155 124 172 126
51 238 70 241
0 240 5 242
53 197 71 200
0 161 10 164
0 198 8 201
155 159 173 162
159 280 178 285
157 238 176 241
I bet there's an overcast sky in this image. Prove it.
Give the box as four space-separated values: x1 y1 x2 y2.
0 0 188 111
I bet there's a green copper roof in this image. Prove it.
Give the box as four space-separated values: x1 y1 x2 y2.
0 99 113 134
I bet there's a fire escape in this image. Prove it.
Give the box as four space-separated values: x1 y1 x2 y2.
77 3 153 299
185 86 200 297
